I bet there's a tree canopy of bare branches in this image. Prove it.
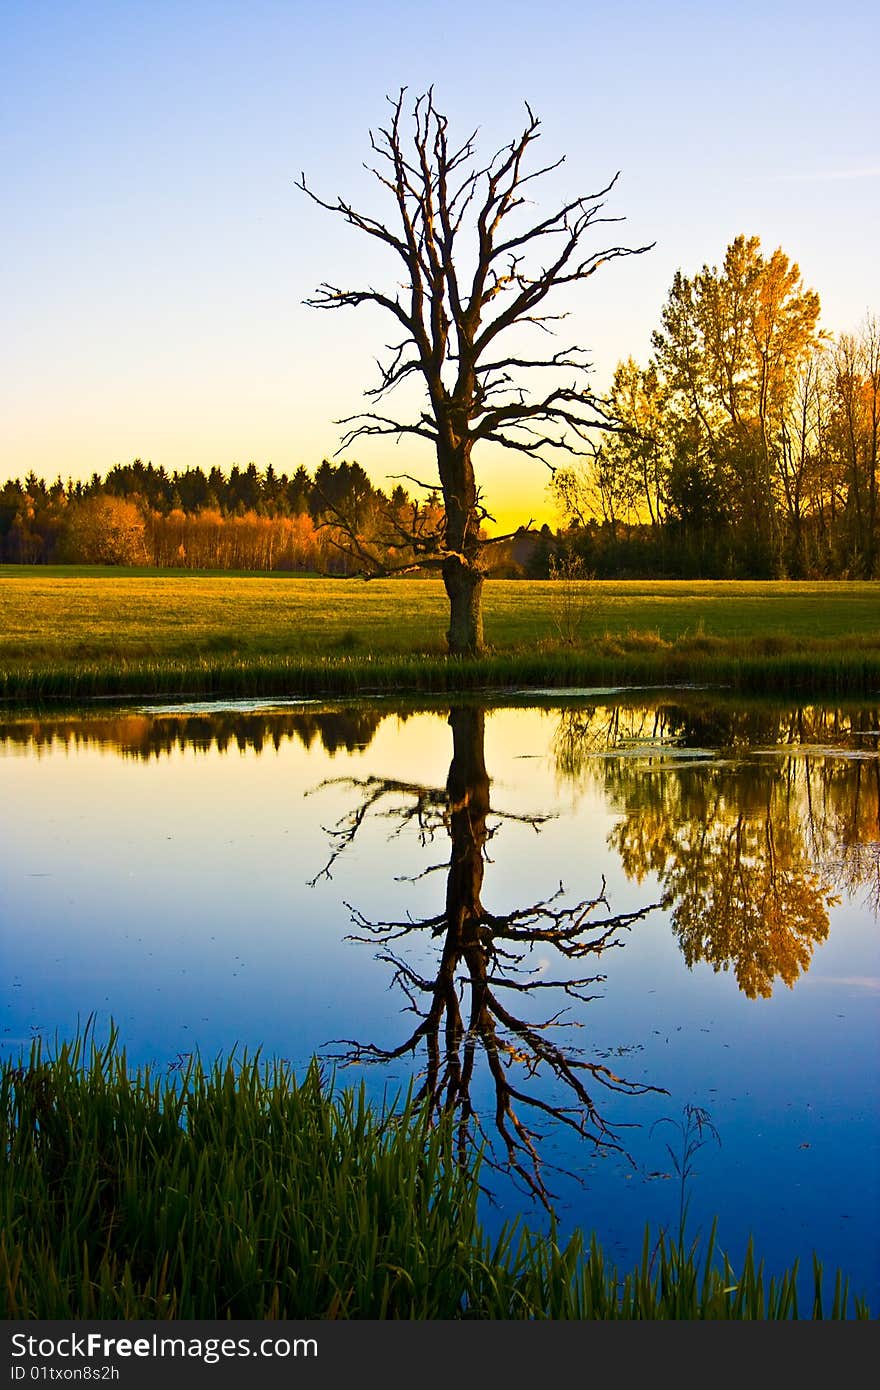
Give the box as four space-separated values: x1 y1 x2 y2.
298 88 651 653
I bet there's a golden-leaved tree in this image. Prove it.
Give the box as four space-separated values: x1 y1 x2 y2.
552 235 824 571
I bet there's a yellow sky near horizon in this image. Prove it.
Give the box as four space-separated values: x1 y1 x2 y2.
3 2 877 542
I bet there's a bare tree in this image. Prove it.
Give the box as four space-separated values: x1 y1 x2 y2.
297 89 651 654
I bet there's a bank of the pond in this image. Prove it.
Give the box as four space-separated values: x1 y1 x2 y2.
2 640 880 702
1 1035 871 1320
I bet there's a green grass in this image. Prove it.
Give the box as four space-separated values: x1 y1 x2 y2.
2 1031 871 1319
2 567 879 699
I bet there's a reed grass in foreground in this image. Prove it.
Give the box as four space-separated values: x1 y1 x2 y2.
1 1033 871 1319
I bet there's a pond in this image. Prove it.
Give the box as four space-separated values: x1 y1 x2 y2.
2 690 878 1309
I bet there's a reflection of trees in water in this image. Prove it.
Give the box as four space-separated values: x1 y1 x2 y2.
803 756 880 916
552 700 880 771
0 708 388 759
311 706 662 1207
7 696 876 1003
553 702 880 998
613 789 835 998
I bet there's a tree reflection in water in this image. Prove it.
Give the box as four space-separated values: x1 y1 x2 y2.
309 705 663 1207
4 699 874 1006
0 707 385 759
553 701 880 998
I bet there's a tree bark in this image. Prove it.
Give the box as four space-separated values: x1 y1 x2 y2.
438 439 485 656
442 557 484 656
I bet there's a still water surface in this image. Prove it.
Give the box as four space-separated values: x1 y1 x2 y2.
2 691 878 1306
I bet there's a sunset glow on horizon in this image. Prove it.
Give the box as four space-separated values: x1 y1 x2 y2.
2 0 878 536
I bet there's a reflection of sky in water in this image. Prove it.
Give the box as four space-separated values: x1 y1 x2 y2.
1 699 878 1310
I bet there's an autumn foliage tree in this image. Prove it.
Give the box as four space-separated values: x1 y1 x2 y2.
61 495 149 566
551 235 827 571
298 89 650 654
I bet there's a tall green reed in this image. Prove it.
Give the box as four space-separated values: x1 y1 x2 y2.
1 1029 872 1318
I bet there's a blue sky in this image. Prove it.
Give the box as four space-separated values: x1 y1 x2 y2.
2 0 877 530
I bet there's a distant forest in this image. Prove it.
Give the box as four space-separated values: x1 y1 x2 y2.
0 458 445 575
2 239 877 579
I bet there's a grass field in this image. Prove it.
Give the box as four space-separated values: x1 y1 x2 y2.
2 566 879 699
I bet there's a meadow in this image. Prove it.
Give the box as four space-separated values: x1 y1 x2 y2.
1 567 879 699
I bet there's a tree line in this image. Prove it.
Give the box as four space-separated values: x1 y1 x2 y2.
0 458 445 573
